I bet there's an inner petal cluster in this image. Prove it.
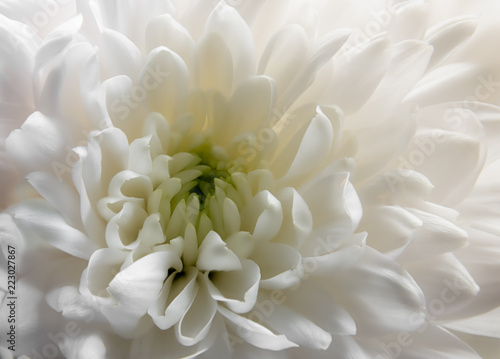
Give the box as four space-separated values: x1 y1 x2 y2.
84 111 309 344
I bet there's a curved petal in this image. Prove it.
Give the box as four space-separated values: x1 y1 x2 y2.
258 298 332 350
196 32 233 97
146 14 195 69
5 111 64 171
140 46 188 121
9 199 99 259
250 242 303 290
405 254 479 321
282 106 334 180
359 205 422 256
98 28 142 81
26 171 84 230
240 190 283 242
176 273 217 346
272 187 313 249
328 247 426 336
206 259 260 313
218 305 297 351
197 231 242 272
105 202 148 250
325 33 391 114
149 266 199 330
299 171 362 252
257 24 309 97
204 2 256 89
284 279 356 335
425 16 478 70
108 250 183 315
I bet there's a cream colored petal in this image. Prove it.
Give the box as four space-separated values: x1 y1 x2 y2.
272 187 312 249
328 247 426 336
257 24 309 97
250 242 302 290
5 111 64 172
206 259 260 313
140 46 188 122
359 205 422 256
204 2 256 89
257 298 332 350
425 16 478 70
284 279 357 335
197 231 242 272
145 14 195 70
175 273 217 346
10 199 99 260
196 32 233 97
98 28 142 81
240 190 283 242
149 267 199 330
218 305 298 351
405 254 479 321
325 33 391 114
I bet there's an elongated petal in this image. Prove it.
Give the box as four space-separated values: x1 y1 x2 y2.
10 199 99 259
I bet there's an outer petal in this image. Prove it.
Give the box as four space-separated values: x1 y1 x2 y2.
327 247 426 335
9 199 99 259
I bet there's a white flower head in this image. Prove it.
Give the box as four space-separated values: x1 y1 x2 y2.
1 0 500 358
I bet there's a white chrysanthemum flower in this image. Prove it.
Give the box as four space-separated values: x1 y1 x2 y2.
1 0 500 358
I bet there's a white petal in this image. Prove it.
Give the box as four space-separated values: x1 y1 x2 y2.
26 171 83 230
394 325 481 359
425 16 478 70
149 267 199 330
303 232 367 275
206 259 260 313
258 299 332 350
359 205 422 255
98 28 142 81
83 248 128 301
280 28 351 110
272 187 313 249
218 305 298 351
205 2 256 89
197 231 242 271
387 0 429 42
215 76 275 146
240 190 283 241
409 129 483 206
5 111 64 171
445 306 500 339
398 208 468 261
405 254 479 321
257 24 309 97
328 247 426 335
9 199 99 259
282 106 334 180
250 242 302 290
225 231 255 259
196 32 233 97
140 46 188 121
142 112 170 159
105 202 148 250
176 274 217 346
108 251 183 314
146 14 195 68
351 40 433 126
299 171 361 241
128 137 153 175
284 279 356 335
326 33 391 114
